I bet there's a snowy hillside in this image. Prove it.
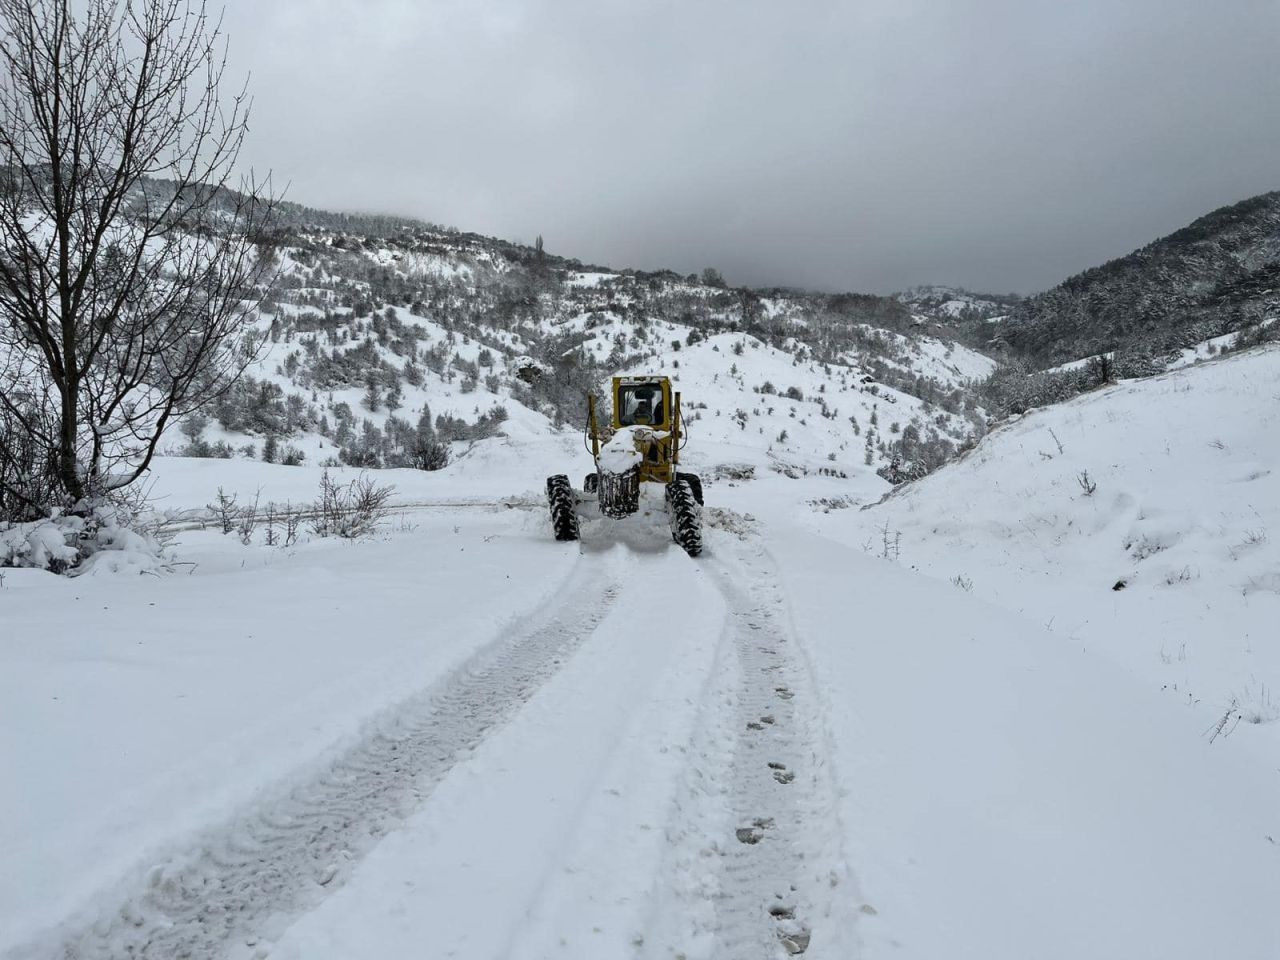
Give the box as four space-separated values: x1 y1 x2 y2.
832 343 1280 758
170 220 996 487
1003 191 1280 367
894 284 1020 324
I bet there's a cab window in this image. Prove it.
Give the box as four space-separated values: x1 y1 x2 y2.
617 384 665 426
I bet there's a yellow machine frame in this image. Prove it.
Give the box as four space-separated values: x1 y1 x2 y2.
586 375 683 484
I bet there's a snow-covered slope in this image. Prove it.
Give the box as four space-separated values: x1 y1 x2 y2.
829 343 1280 746
1003 190 1280 367
774 529 1277 960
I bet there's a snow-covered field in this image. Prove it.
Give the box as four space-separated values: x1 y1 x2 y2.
4 347 1280 959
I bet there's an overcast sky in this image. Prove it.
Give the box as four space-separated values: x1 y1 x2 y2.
223 0 1280 295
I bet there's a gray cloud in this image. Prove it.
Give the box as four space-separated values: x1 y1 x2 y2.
224 0 1280 294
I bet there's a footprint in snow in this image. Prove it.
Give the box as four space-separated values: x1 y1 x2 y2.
778 923 812 956
735 817 775 844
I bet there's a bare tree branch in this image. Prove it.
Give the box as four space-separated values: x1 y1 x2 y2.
0 0 275 512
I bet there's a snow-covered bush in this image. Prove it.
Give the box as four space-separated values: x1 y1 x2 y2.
0 502 165 575
0 517 78 571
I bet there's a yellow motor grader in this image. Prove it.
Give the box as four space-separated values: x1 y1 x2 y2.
545 375 703 556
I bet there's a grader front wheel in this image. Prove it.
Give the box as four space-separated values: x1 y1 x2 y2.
599 468 640 519
546 475 580 542
666 478 703 557
676 471 703 506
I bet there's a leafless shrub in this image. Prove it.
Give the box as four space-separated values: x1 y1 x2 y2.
877 520 901 561
1205 699 1241 743
1229 528 1268 561
236 491 261 545
312 469 394 539
390 513 419 535
262 503 278 547
951 574 974 592
105 478 173 551
1077 470 1097 496
283 508 303 548
209 488 239 534
1237 682 1279 725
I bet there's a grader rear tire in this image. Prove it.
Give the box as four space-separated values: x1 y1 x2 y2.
546 474 579 542
666 478 702 557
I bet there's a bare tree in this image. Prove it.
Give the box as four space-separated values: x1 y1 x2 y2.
0 0 274 513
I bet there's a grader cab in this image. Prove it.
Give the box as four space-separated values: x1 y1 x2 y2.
545 375 703 556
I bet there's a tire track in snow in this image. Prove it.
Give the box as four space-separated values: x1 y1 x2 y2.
15 559 620 960
646 537 846 959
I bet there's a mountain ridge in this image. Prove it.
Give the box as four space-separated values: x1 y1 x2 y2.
1001 190 1280 366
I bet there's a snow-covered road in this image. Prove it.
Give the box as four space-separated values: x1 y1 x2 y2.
13 509 1274 960
10 514 860 960
39 557 631 959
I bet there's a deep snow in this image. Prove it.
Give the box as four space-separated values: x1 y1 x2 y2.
4 346 1280 959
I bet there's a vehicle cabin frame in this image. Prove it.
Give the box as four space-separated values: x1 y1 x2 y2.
586 375 683 485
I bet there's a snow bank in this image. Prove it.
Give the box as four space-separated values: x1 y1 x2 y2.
771 528 1280 960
